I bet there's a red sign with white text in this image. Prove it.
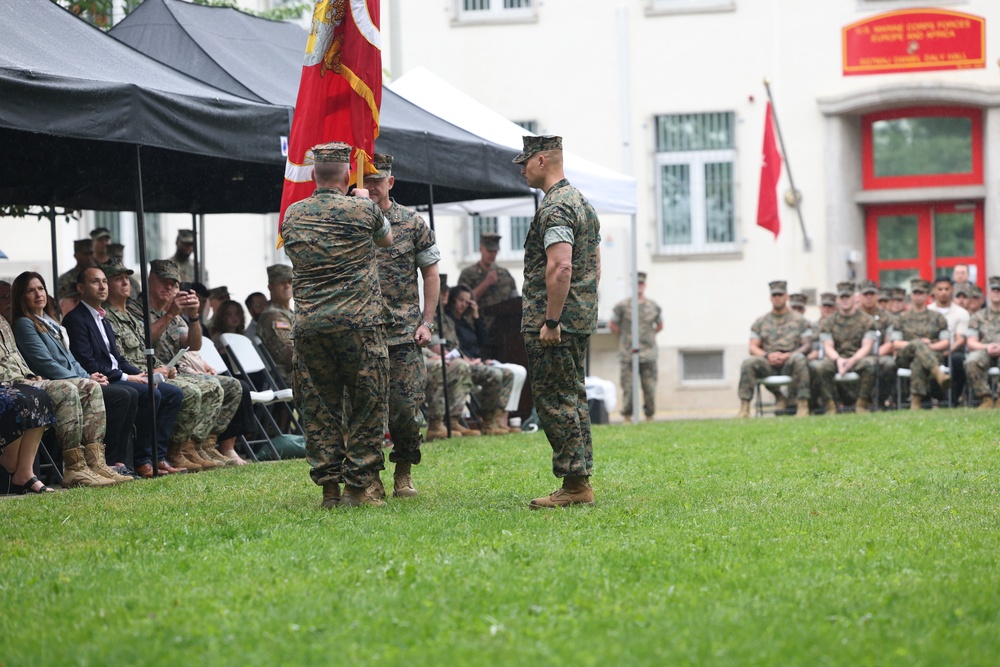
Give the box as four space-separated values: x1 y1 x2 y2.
843 10 985 76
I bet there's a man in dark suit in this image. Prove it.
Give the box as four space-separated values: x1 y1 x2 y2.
65 267 185 478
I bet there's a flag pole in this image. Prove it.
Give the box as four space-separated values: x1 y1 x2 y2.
763 78 810 251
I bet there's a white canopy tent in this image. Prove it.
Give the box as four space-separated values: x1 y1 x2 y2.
389 67 637 216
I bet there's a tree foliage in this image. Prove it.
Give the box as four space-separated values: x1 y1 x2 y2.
50 0 311 28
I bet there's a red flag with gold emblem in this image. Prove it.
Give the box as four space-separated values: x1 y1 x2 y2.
756 102 782 238
278 0 382 247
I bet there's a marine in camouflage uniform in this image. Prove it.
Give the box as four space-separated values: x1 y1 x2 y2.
737 281 811 417
56 239 97 304
256 264 296 386
170 229 198 284
610 272 662 421
0 316 110 486
423 350 474 424
282 142 392 505
440 307 512 423
889 278 952 407
963 275 1000 407
858 280 898 407
458 231 519 353
813 282 879 413
516 135 600 508
367 153 441 482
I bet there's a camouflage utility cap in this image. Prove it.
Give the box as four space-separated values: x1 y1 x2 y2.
208 286 230 300
90 227 111 240
368 154 392 179
836 281 856 297
989 276 1000 290
177 229 195 243
820 292 837 307
74 239 94 254
150 259 180 283
101 257 134 277
769 280 787 295
267 264 294 282
108 243 125 258
479 232 501 251
512 135 562 164
970 285 984 298
858 279 878 294
789 293 807 307
891 287 907 300
910 278 931 293
637 271 647 283
954 284 970 297
312 142 351 163
878 288 892 301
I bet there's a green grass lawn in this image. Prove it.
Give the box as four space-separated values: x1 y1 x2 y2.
2 411 999 666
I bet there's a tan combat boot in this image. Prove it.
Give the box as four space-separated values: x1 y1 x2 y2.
321 481 341 509
910 395 924 411
481 412 510 436
185 440 218 470
932 366 952 391
167 441 202 472
83 443 133 483
855 397 870 414
368 474 386 501
449 418 481 437
795 399 810 417
977 395 995 410
61 446 115 487
824 400 838 415
529 475 595 509
737 400 751 419
774 396 787 413
340 484 385 507
623 415 633 424
393 462 418 498
200 435 234 467
425 419 449 442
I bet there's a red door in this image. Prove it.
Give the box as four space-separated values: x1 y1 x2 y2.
866 201 984 287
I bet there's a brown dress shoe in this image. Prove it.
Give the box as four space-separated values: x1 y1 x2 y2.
159 460 187 474
135 463 155 478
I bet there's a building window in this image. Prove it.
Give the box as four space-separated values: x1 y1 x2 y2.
655 112 737 255
456 0 535 23
647 0 735 16
470 215 531 258
514 119 537 134
680 350 725 382
861 107 982 190
94 211 121 243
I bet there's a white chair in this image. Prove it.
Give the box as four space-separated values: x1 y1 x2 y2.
755 375 792 417
896 364 949 409
832 372 860 414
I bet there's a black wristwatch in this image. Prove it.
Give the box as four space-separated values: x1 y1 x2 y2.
544 318 561 330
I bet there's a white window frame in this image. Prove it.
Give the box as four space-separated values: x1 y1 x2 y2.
646 0 735 16
655 147 738 256
455 0 536 24
465 216 530 263
678 349 727 385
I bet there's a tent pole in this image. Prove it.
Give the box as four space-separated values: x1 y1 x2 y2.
48 208 58 292
134 145 159 476
198 213 206 283
191 213 200 284
428 184 452 438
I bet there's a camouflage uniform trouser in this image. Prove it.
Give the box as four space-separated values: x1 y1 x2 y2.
165 375 224 445
895 341 944 398
295 326 388 489
812 357 878 406
388 343 425 465
874 355 897 404
620 360 657 418
208 374 243 438
524 333 593 480
424 357 473 420
964 350 1000 398
25 377 105 450
470 363 513 416
737 353 810 401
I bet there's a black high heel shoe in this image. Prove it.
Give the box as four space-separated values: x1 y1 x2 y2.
10 475 55 494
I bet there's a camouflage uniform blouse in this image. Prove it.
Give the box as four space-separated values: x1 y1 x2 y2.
860 307 896 346
521 179 601 334
282 187 391 333
458 262 519 312
104 305 148 368
749 311 808 352
819 310 877 357
257 304 295 370
890 309 949 344
612 298 662 363
0 317 34 382
128 299 188 367
375 200 440 347
967 308 1000 344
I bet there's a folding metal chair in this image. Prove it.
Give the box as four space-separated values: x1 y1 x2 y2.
755 375 792 417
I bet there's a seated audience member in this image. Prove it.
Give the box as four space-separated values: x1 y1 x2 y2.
11 271 137 482
244 292 268 339
0 299 113 488
209 300 247 346
0 280 12 323
888 278 952 410
447 284 525 432
423 347 477 441
103 258 242 469
968 285 984 315
64 266 185 477
131 260 245 468
813 281 878 414
106 243 141 303
442 285 513 436
1 383 57 494
964 275 1000 409
206 286 230 329
929 276 970 404
257 265 295 385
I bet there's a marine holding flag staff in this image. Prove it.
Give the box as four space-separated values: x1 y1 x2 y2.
281 142 394 509
516 135 601 510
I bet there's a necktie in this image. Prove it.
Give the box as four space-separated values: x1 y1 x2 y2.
98 308 106 318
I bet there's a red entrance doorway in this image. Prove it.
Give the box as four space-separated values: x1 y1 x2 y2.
865 201 984 287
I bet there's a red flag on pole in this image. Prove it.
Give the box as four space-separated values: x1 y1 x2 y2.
278 0 382 247
756 102 782 238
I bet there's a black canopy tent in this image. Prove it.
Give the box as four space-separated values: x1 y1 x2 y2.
108 0 531 206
